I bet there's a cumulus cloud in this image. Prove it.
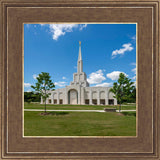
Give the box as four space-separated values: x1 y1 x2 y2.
40 24 87 40
87 70 106 84
131 35 136 42
62 77 66 80
26 89 32 92
132 76 136 80
106 71 128 81
40 24 45 26
130 62 136 66
79 24 87 30
33 74 38 80
132 67 136 74
95 82 112 87
55 81 67 87
24 83 31 88
131 66 136 79
112 43 134 59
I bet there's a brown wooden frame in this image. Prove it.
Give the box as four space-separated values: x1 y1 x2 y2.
0 0 160 159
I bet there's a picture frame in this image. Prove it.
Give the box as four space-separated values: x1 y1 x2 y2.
0 0 159 159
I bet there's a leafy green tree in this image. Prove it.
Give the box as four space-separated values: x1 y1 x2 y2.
24 92 33 103
24 92 41 103
131 86 136 102
31 72 55 113
31 92 41 102
110 73 135 112
123 77 135 102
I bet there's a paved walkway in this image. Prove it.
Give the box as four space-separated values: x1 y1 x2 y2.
116 110 136 112
24 109 136 112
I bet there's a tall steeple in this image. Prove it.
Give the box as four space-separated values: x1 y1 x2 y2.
70 41 89 87
77 41 83 73
78 41 82 61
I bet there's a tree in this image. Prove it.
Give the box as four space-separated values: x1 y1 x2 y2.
24 92 33 103
31 72 55 113
110 73 135 112
24 92 41 103
130 86 136 102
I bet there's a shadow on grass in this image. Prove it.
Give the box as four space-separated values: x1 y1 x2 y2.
40 111 69 116
122 112 136 117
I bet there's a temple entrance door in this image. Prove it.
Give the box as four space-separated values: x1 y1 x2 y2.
68 89 78 104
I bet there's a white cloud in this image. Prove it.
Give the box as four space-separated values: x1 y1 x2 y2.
95 82 112 87
62 77 66 80
132 67 136 74
107 71 128 81
87 70 106 84
79 24 87 30
26 89 32 92
40 24 87 40
131 35 136 41
131 67 136 79
130 62 136 66
40 24 46 26
24 83 31 88
26 24 87 40
112 43 134 59
132 76 136 80
33 74 38 80
55 81 66 87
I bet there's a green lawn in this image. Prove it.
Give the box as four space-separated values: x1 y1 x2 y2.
24 102 136 110
24 111 136 136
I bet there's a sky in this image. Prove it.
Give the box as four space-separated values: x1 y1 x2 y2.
24 23 136 92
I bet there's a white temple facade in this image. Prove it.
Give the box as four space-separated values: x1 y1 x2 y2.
42 42 117 105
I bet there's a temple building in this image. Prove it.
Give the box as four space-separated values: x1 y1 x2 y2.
42 42 117 105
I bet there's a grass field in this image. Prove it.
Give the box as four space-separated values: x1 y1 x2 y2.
24 103 136 136
24 102 136 110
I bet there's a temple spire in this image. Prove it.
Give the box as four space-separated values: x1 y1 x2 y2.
78 41 82 61
77 41 83 73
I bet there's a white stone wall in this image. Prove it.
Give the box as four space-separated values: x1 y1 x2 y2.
84 87 110 105
43 85 117 105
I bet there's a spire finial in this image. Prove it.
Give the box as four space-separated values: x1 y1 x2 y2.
79 41 81 46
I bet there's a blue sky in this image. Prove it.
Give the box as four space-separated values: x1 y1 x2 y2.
24 23 136 92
